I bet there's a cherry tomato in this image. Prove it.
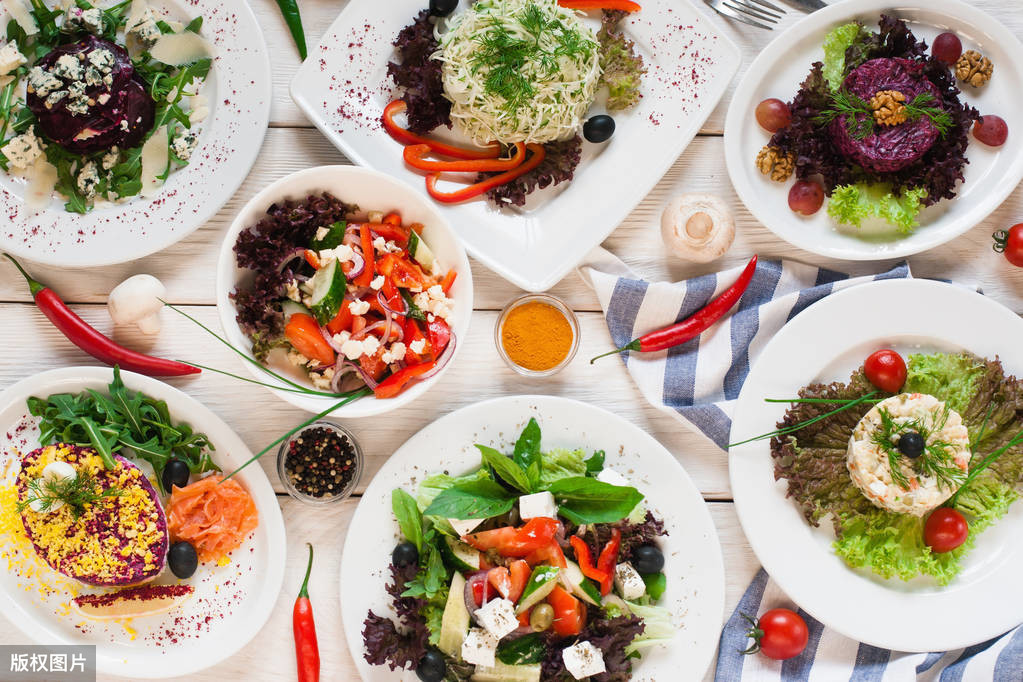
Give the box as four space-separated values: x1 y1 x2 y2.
742 608 809 661
864 349 907 393
924 507 969 553
993 224 1023 267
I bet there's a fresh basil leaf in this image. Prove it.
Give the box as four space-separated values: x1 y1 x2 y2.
526 460 541 491
391 489 424 552
497 633 546 664
546 477 644 524
424 543 446 595
512 418 542 471
422 479 516 520
584 450 605 475
477 445 531 494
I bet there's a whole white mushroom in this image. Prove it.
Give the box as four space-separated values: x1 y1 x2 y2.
660 194 735 263
107 274 166 335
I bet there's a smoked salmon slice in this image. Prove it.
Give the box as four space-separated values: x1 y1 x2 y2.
167 475 258 563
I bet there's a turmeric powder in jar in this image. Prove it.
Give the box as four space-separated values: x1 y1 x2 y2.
497 295 579 374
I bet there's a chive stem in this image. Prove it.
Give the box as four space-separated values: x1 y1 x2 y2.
729 391 879 449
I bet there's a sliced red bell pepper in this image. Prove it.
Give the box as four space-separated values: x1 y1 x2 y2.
596 529 621 596
525 541 567 570
558 0 641 11
427 317 451 355
303 249 321 269
440 269 457 294
382 211 402 226
373 360 437 399
569 536 609 584
464 518 560 557
370 222 410 246
488 567 512 600
547 585 585 637
404 142 527 172
404 319 433 364
382 100 501 160
355 223 375 287
326 304 353 335
425 144 546 204
517 609 531 627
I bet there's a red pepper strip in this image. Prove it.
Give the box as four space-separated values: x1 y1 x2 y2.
374 360 437 399
4 254 200 377
425 144 546 204
558 0 641 10
404 142 527 172
293 543 320 682
355 223 375 287
591 254 758 363
569 536 609 584
596 529 621 596
440 269 457 294
382 211 402 226
382 100 500 160
303 249 321 269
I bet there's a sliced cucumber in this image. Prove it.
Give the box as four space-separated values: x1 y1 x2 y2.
307 258 346 325
515 566 560 615
311 221 347 250
438 572 470 658
407 229 435 273
281 300 310 321
562 560 601 606
441 536 481 573
471 662 541 682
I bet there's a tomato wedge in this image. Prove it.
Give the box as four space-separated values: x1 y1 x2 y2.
548 585 585 637
464 518 560 557
488 561 529 602
525 541 567 570
326 304 353 335
381 100 501 159
427 318 451 355
284 313 335 367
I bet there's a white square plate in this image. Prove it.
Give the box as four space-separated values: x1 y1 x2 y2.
291 0 740 291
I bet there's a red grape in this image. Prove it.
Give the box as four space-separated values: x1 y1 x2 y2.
932 32 963 66
788 181 824 216
973 115 1008 147
755 98 792 133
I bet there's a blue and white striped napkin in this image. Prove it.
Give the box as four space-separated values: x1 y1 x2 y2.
578 250 910 449
716 569 1023 681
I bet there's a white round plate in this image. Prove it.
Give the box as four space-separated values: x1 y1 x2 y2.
216 165 473 418
723 0 1023 261
0 367 287 677
340 395 725 681
0 0 272 267
729 279 1023 652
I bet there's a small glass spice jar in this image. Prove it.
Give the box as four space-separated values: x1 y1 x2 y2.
495 293 580 377
277 421 363 506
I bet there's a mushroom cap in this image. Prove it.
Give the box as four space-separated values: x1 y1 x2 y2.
107 274 166 324
660 193 735 264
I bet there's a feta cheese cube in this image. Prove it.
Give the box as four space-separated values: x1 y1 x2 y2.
519 491 558 520
340 338 365 361
0 129 44 170
381 342 406 364
614 562 646 600
475 598 518 639
596 468 630 487
0 42 27 76
370 275 386 290
448 517 482 537
314 226 329 241
360 335 380 356
562 641 606 679
461 628 498 667
409 338 426 355
348 299 370 316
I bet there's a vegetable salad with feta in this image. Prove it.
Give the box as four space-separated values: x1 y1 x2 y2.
362 418 674 681
0 0 214 212
231 194 458 400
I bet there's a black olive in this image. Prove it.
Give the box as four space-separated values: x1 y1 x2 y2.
168 541 199 579
393 541 419 568
162 459 190 491
898 432 925 459
632 544 665 574
416 648 446 682
429 0 458 17
583 115 615 143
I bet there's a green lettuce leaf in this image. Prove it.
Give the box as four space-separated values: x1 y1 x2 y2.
905 353 987 414
623 601 675 654
828 184 929 233
598 11 646 111
822 22 867 90
538 448 588 487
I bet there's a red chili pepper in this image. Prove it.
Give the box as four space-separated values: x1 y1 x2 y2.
293 543 320 682
596 529 621 596
4 254 200 377
425 144 546 204
404 142 527 172
374 360 437 399
591 254 758 363
558 0 641 10
569 536 609 584
382 100 501 160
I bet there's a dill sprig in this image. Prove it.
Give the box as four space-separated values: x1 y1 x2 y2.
869 405 966 491
813 90 953 140
18 471 122 519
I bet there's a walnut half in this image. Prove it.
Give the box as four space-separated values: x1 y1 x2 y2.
955 50 993 87
869 90 908 126
755 145 795 182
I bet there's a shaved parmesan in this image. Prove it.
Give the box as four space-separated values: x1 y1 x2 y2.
0 75 12 90
140 126 168 198
2 0 39 35
25 156 57 211
150 32 215 66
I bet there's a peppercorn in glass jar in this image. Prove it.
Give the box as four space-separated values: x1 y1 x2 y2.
495 294 580 377
277 421 363 506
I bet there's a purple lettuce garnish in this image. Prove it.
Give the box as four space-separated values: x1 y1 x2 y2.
480 135 583 207
387 10 451 135
362 563 429 672
542 614 646 682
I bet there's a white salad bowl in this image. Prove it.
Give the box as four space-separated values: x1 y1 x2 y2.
216 165 473 418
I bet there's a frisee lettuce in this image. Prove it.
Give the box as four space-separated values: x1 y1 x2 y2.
822 22 867 90
828 184 929 233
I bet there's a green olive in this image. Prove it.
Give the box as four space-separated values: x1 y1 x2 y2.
530 604 554 632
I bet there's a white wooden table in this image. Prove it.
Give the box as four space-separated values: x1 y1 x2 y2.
1 1 1022 679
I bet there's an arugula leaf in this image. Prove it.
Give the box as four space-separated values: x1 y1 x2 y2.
422 479 516 520
512 417 542 471
584 450 605 475
185 16 203 33
477 444 531 494
401 526 449 599
546 477 644 524
391 489 424 552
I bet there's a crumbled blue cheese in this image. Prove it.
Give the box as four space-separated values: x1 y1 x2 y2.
52 54 84 81
28 66 62 97
126 8 161 47
562 641 606 679
474 598 518 639
0 41 26 76
519 491 558 520
614 562 646 600
87 48 115 72
65 81 90 116
64 7 103 34
1 128 44 169
45 89 68 108
448 518 482 536
461 628 498 667
101 148 120 171
76 161 101 199
170 132 198 162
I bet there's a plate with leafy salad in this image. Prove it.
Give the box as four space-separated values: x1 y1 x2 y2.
724 0 1023 261
0 0 271 267
729 278 1023 652
341 395 725 681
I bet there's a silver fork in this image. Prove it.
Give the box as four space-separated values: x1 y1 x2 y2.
704 0 785 30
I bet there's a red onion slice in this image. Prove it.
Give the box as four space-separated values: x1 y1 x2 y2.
377 289 408 316
345 251 365 281
275 247 307 273
321 326 346 353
